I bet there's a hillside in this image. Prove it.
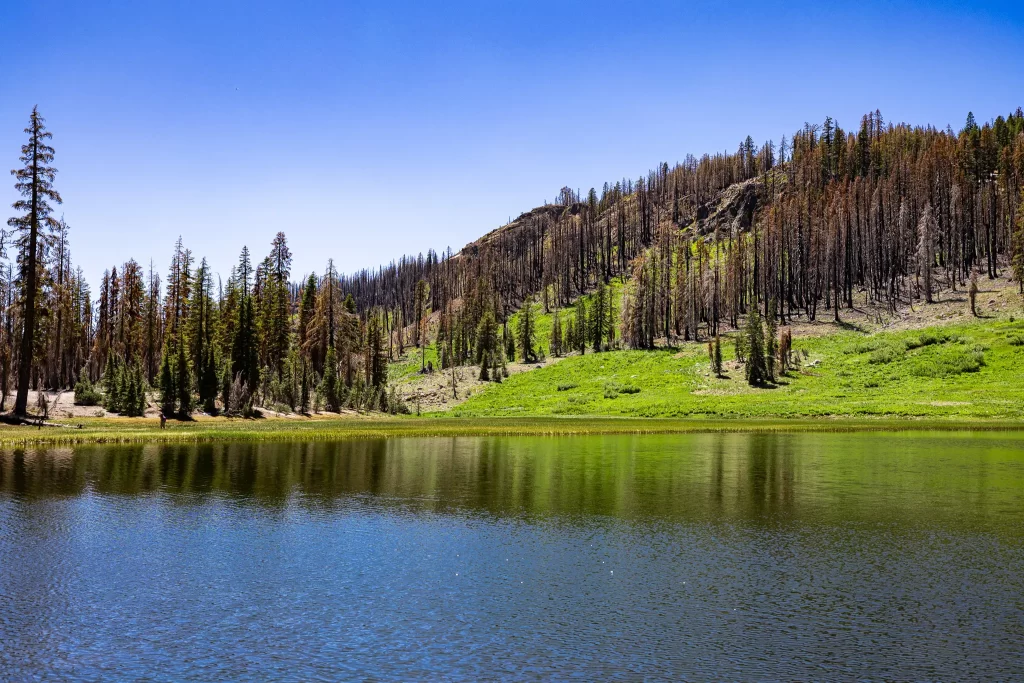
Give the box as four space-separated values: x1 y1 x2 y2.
391 268 1024 419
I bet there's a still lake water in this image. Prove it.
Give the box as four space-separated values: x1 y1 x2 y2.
1 432 1023 680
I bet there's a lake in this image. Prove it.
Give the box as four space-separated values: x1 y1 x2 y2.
1 432 1023 680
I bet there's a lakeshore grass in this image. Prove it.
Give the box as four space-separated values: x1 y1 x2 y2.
6 315 1024 447
1 413 1022 447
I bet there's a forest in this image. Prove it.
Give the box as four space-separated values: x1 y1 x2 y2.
2 106 1024 419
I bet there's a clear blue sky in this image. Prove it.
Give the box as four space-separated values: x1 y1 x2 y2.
2 0 1023 288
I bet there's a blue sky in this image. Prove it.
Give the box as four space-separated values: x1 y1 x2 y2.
2 0 1023 287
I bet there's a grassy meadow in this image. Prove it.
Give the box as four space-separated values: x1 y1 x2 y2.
446 317 1024 419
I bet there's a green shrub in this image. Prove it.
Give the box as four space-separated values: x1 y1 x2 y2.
869 341 905 364
557 383 579 391
1007 334 1024 346
852 339 882 354
909 346 985 377
906 329 961 349
603 381 640 398
73 368 102 406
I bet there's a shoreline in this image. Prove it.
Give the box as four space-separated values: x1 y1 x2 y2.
1 414 1023 447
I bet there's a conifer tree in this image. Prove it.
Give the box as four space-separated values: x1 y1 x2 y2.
476 309 498 380
176 334 192 415
573 297 587 354
366 309 388 390
592 282 606 352
765 306 778 383
121 362 146 417
299 359 311 414
267 232 292 377
504 323 515 362
745 309 767 386
199 348 218 413
550 308 563 357
231 247 260 391
159 342 176 415
8 107 62 416
320 346 340 412
517 295 537 362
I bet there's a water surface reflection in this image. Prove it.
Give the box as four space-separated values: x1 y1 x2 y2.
1 432 1022 680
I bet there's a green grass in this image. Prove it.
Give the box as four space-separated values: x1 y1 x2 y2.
507 279 626 358
446 318 1024 419
390 344 441 382
7 315 1023 447
2 414 1020 448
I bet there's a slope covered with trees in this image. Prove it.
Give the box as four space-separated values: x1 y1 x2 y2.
3 106 1024 418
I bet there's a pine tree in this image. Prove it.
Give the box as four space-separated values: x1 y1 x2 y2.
175 334 192 415
573 297 587 354
504 323 515 362
231 247 260 392
267 232 292 377
220 360 232 414
518 295 537 362
592 282 606 352
366 309 388 390
764 307 778 383
476 309 498 380
103 352 120 411
550 309 563 357
122 362 146 417
199 348 219 413
298 273 317 351
708 335 722 377
159 342 176 415
320 346 340 412
745 309 767 386
299 358 311 414
8 107 62 416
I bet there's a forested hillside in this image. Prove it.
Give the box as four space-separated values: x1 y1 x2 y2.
3 106 1024 419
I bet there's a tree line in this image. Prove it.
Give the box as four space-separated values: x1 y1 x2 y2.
2 107 397 417
338 108 1024 369
5 106 1024 416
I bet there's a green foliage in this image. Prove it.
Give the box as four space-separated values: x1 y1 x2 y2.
550 309 563 357
709 336 723 377
603 381 641 399
573 297 587 354
765 309 778 382
447 318 1024 419
175 336 192 415
476 309 499 381
504 324 516 362
517 295 537 363
744 308 767 386
159 345 176 415
73 368 102 406
198 348 219 414
908 345 985 378
320 346 341 412
103 354 122 412
121 362 147 417
366 309 389 389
